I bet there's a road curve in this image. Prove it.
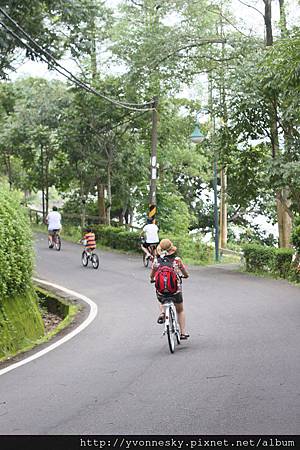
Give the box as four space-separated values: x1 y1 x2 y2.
0 234 299 435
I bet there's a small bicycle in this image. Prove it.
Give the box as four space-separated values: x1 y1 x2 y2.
81 248 99 269
48 230 61 251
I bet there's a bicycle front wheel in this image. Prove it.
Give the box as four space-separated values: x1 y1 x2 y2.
91 253 99 269
82 251 89 267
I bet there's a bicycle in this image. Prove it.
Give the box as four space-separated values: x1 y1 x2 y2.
142 243 157 268
81 247 99 269
151 276 186 354
48 230 61 251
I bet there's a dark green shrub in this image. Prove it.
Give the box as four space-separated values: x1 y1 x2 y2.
273 248 294 278
243 243 295 279
93 225 140 251
0 186 44 359
162 232 212 264
243 244 276 273
291 217 300 253
0 186 34 297
92 225 212 264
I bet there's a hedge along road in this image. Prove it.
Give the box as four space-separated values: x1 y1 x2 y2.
0 234 299 435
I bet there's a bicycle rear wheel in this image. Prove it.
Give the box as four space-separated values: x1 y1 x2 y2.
166 307 176 353
82 251 89 267
91 253 99 269
143 253 149 267
55 235 61 251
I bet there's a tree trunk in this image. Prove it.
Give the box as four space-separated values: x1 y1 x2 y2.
80 177 86 231
219 9 228 249
90 15 97 78
45 151 49 216
263 0 292 247
106 146 113 226
40 144 46 222
5 152 12 189
96 178 106 225
278 0 292 246
278 0 287 36
263 0 273 45
281 187 292 247
220 167 228 248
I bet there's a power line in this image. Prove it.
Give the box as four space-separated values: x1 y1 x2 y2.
0 7 154 112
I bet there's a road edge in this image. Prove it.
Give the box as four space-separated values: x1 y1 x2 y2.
0 278 98 377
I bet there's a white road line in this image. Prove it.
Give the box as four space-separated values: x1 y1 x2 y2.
0 278 98 377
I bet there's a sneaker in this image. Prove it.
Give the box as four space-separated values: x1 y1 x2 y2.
157 313 165 324
180 333 190 340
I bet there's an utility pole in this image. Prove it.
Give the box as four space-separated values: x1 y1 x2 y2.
209 77 220 262
149 96 158 220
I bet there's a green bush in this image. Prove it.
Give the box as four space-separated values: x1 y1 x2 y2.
0 186 34 297
92 225 212 264
93 225 140 251
0 186 44 359
291 216 300 253
243 244 276 272
242 243 294 279
0 291 44 359
273 248 294 278
161 232 212 264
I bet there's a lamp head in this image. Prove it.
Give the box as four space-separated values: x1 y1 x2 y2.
190 124 205 144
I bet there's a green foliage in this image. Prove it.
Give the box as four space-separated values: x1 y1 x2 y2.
273 248 295 279
242 243 294 279
0 185 34 298
0 290 44 360
92 225 212 264
93 225 140 251
156 191 193 234
161 232 212 265
291 216 300 253
243 244 276 273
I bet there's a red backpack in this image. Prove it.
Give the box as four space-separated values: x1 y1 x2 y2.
155 256 178 296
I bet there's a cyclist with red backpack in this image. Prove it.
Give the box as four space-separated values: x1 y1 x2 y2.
150 238 190 340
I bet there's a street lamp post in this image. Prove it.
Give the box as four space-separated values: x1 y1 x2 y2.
190 112 219 262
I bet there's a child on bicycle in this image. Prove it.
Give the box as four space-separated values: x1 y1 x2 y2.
150 238 190 340
81 228 96 253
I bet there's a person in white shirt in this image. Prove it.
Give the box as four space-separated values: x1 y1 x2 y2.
140 217 159 259
46 206 62 248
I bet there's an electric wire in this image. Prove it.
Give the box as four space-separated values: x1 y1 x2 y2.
0 7 154 111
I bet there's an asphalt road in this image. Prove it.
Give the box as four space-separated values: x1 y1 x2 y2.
0 234 299 435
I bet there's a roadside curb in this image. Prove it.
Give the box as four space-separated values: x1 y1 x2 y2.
0 278 98 377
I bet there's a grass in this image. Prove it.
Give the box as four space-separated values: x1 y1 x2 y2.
31 222 82 243
0 287 79 363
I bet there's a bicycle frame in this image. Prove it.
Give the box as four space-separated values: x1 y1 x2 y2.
142 243 157 267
